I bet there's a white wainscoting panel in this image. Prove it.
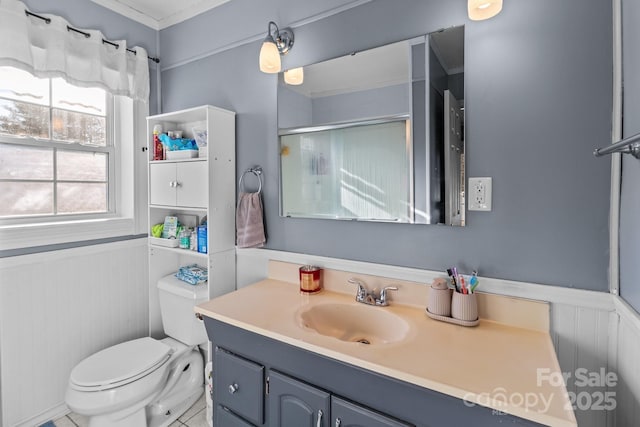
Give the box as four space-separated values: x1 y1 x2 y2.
236 248 625 427
551 304 615 427
613 298 640 427
0 239 149 427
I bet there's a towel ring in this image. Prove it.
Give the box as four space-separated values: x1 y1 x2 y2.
239 166 263 194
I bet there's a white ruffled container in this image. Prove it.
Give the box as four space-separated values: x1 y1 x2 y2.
427 278 452 317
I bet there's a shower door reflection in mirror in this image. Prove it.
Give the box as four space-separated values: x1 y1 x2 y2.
280 118 411 221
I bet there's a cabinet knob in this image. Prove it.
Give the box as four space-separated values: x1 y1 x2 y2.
228 383 239 394
335 418 341 427
169 181 175 188
316 410 323 427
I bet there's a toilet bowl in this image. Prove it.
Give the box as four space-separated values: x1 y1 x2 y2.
65 275 209 427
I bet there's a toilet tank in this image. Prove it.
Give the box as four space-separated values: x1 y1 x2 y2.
157 274 208 346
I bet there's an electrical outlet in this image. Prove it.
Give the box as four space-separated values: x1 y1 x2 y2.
468 177 492 211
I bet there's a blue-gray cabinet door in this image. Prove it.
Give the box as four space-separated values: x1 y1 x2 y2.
268 370 330 427
332 397 413 427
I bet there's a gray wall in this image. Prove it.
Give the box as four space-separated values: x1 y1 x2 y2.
278 83 409 128
161 0 612 291
620 0 640 311
21 0 160 114
310 84 409 125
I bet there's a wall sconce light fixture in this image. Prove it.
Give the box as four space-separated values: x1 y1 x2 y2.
284 67 304 85
468 0 503 21
259 21 294 73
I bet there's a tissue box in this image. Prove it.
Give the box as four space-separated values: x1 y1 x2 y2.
197 226 207 254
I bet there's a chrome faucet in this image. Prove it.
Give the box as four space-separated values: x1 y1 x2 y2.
347 278 398 306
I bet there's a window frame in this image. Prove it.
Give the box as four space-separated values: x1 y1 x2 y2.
0 70 145 251
0 74 115 221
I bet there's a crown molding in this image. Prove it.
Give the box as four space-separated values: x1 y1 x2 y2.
90 0 231 30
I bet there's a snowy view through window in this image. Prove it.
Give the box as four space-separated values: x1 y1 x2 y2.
0 67 110 217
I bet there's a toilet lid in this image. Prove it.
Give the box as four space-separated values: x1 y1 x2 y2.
70 337 172 389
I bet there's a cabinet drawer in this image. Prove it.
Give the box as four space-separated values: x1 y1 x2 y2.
215 405 256 427
214 348 264 425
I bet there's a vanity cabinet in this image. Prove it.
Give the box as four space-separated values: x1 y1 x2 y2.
146 105 237 339
206 318 545 427
149 160 207 208
268 371 411 427
214 352 410 427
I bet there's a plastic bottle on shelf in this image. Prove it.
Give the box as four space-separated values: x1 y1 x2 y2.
190 230 197 251
179 229 191 249
153 124 164 161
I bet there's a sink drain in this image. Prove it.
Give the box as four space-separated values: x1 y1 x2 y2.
354 338 370 345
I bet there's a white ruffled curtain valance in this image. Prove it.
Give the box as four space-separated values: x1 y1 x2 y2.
0 0 149 101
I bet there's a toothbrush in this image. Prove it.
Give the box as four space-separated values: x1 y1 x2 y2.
452 267 460 292
469 270 479 293
447 268 459 292
470 279 479 293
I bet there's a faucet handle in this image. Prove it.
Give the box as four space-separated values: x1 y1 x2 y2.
378 286 398 306
347 278 368 300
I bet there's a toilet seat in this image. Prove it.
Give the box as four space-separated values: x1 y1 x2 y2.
69 337 172 392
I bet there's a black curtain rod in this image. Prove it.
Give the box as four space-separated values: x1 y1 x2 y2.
25 10 160 64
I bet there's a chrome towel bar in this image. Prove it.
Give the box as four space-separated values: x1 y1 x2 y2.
594 132 640 159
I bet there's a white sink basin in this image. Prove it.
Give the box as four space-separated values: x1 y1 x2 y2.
295 302 410 345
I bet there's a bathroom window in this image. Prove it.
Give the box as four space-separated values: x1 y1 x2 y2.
0 67 113 218
0 66 146 251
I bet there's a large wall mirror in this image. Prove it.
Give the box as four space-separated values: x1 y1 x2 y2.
278 25 465 225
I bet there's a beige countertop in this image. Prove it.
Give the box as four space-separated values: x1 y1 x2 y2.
196 267 576 427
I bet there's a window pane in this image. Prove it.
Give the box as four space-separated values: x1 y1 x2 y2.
57 183 107 214
57 150 107 181
0 99 50 139
0 67 49 106
52 109 106 145
0 144 53 180
52 78 106 115
0 182 53 217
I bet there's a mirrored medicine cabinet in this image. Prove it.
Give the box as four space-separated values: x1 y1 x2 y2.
277 25 465 226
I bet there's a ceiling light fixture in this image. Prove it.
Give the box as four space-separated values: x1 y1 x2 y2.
259 21 294 74
284 67 304 85
468 0 503 21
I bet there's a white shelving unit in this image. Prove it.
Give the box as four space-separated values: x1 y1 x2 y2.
146 105 236 338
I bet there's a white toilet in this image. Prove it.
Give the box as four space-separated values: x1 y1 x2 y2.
65 274 209 427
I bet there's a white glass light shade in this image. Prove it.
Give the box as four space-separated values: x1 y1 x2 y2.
284 67 304 85
468 0 503 21
259 40 281 73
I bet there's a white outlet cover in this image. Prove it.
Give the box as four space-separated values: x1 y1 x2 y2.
468 177 492 211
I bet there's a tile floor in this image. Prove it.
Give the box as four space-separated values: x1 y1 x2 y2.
51 394 208 427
